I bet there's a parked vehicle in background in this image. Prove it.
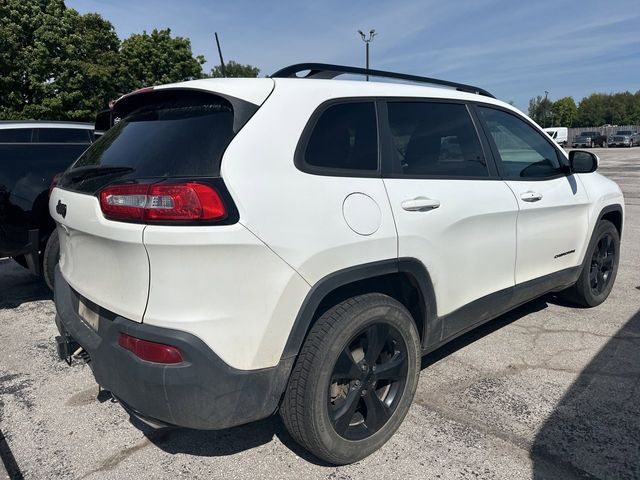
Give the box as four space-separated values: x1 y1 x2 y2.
608 130 640 148
544 127 568 147
51 63 624 465
572 131 607 148
0 121 94 289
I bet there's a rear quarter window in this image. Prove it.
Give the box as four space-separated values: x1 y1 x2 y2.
298 101 378 175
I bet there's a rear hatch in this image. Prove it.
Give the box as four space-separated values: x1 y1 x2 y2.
50 81 273 322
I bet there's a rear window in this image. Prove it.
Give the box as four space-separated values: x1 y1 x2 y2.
0 128 33 143
38 128 91 143
71 95 235 178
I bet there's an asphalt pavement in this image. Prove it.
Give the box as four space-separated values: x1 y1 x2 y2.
1 147 638 479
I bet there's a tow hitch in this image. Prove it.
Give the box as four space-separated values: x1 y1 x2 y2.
55 335 82 365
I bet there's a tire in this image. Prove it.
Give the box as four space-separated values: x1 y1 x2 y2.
561 220 619 307
280 293 421 465
42 229 60 292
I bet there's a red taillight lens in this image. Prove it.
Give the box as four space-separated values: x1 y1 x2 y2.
118 333 184 364
99 182 226 223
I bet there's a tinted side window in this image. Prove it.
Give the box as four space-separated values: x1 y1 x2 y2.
0 128 33 143
387 102 487 177
38 128 91 143
478 107 563 178
303 102 378 173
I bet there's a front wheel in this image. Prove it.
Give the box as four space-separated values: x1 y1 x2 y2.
280 293 421 465
561 220 619 307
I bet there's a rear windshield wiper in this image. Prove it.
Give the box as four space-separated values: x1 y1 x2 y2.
67 166 135 183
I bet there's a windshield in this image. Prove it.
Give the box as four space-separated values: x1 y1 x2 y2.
616 131 633 135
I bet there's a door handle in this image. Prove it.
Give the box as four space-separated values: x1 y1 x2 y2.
520 191 543 202
401 197 441 212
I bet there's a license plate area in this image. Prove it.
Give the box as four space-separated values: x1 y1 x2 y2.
78 298 100 331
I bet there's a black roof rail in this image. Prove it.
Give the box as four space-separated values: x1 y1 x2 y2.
270 63 495 98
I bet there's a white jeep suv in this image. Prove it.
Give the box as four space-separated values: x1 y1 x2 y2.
50 64 624 464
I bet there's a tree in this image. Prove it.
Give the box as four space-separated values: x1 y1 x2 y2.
0 0 120 121
208 60 260 78
551 97 577 127
576 94 608 127
528 95 553 126
117 29 205 94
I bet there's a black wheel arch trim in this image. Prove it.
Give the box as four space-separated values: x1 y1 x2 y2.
596 203 623 239
280 258 439 361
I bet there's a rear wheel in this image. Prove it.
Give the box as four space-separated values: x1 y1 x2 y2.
561 220 619 307
280 293 421 465
43 229 60 291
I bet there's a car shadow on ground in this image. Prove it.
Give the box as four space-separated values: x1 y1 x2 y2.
0 258 51 309
531 308 640 479
139 296 555 466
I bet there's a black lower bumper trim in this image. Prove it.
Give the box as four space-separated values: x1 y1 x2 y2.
54 267 293 430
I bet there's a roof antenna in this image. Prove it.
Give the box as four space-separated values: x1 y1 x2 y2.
215 32 227 78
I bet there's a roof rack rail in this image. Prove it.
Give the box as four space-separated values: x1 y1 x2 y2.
270 63 495 98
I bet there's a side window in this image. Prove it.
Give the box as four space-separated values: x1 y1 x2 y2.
302 102 378 173
386 102 487 177
478 107 563 178
0 128 33 143
38 128 92 144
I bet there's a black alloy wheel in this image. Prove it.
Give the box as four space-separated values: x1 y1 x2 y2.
328 323 409 440
589 232 615 296
280 293 421 465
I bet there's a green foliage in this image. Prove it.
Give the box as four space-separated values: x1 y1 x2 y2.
528 95 553 126
117 29 205 93
551 97 578 127
208 60 260 78
0 0 120 121
0 0 261 122
528 91 640 128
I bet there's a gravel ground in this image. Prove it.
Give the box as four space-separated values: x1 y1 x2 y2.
1 148 639 480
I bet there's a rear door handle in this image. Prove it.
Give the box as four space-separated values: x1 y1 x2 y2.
401 197 441 212
520 191 543 202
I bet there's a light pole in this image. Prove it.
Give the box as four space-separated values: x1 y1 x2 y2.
358 29 377 81
544 90 549 128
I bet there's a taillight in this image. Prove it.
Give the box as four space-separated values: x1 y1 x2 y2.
118 333 183 364
99 181 226 223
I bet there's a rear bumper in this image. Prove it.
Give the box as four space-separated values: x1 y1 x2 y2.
53 267 292 430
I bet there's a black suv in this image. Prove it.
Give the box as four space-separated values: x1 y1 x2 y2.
0 121 94 289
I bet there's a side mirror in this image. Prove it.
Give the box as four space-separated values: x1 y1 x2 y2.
569 150 598 174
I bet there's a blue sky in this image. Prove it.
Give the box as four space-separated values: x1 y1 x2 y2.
66 0 640 111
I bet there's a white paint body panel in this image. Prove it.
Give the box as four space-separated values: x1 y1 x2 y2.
505 175 591 284
383 179 519 316
221 81 400 286
49 188 148 322
142 224 310 369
